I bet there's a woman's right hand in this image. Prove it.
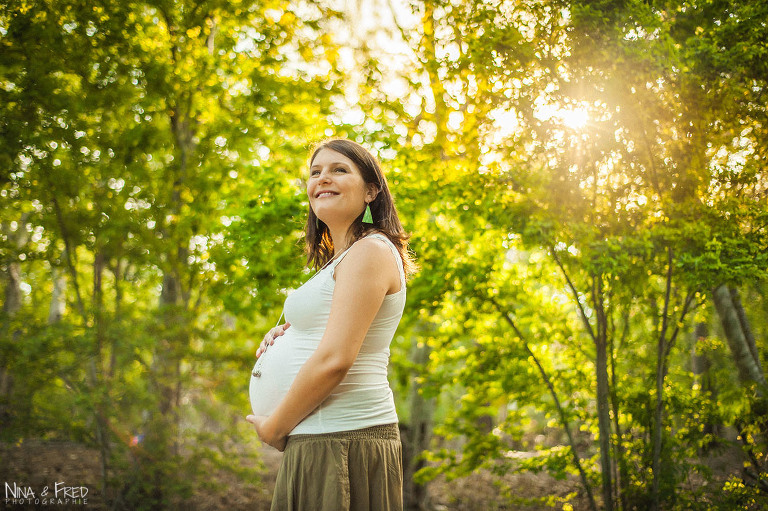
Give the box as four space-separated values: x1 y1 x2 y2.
256 322 291 358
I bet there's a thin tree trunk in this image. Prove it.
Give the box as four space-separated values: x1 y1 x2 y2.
591 275 614 511
651 249 674 510
109 259 124 379
611 309 631 510
0 253 22 397
1 227 23 317
551 251 610 511
48 264 67 324
403 336 434 511
92 251 110 504
691 322 718 448
51 195 87 322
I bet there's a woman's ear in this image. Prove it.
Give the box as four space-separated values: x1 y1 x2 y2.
366 183 379 202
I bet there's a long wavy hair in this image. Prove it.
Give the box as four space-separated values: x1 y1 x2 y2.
305 138 416 277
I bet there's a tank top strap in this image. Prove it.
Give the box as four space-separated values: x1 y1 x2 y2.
328 243 355 277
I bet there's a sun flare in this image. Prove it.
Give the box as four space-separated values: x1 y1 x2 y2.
490 104 590 137
560 108 589 129
536 103 590 129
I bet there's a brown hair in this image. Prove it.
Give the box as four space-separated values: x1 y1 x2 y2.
305 138 416 277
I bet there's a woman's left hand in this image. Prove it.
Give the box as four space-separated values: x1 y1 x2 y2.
246 415 287 452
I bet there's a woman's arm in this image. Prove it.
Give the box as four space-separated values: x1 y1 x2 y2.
247 238 400 450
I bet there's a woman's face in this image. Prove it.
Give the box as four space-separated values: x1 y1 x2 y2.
308 148 375 228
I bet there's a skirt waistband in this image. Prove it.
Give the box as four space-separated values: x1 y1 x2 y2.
288 423 400 443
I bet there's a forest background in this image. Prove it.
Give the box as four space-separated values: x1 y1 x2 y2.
1 0 767 510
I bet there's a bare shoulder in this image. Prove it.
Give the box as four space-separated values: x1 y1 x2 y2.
344 237 395 271
335 237 400 293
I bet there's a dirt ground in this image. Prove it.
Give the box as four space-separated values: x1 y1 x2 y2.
0 438 750 510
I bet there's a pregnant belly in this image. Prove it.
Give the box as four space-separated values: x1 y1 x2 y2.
249 332 314 417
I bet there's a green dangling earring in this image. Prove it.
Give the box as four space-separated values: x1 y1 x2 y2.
362 203 373 224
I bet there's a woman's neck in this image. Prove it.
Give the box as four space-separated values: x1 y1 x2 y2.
330 227 380 257
329 225 352 257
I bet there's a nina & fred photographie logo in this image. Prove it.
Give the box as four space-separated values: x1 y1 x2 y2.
4 481 89 506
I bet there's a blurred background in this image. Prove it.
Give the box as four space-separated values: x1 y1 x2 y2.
1 0 767 509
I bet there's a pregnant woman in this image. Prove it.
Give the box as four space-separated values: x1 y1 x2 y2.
246 138 415 511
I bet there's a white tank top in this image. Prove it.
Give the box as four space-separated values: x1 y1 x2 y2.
248 233 405 434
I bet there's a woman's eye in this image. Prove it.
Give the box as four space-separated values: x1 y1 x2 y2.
334 167 346 173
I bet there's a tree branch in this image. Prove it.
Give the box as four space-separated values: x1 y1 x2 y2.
551 248 598 343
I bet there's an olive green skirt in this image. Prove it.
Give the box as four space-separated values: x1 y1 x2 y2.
271 423 403 511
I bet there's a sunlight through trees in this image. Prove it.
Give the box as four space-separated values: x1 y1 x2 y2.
1 0 767 509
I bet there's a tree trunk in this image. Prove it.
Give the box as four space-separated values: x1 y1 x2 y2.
712 285 767 394
0 215 30 418
652 249 674 511
593 276 614 511
730 287 763 380
595 329 614 510
1 248 22 318
0 254 22 401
